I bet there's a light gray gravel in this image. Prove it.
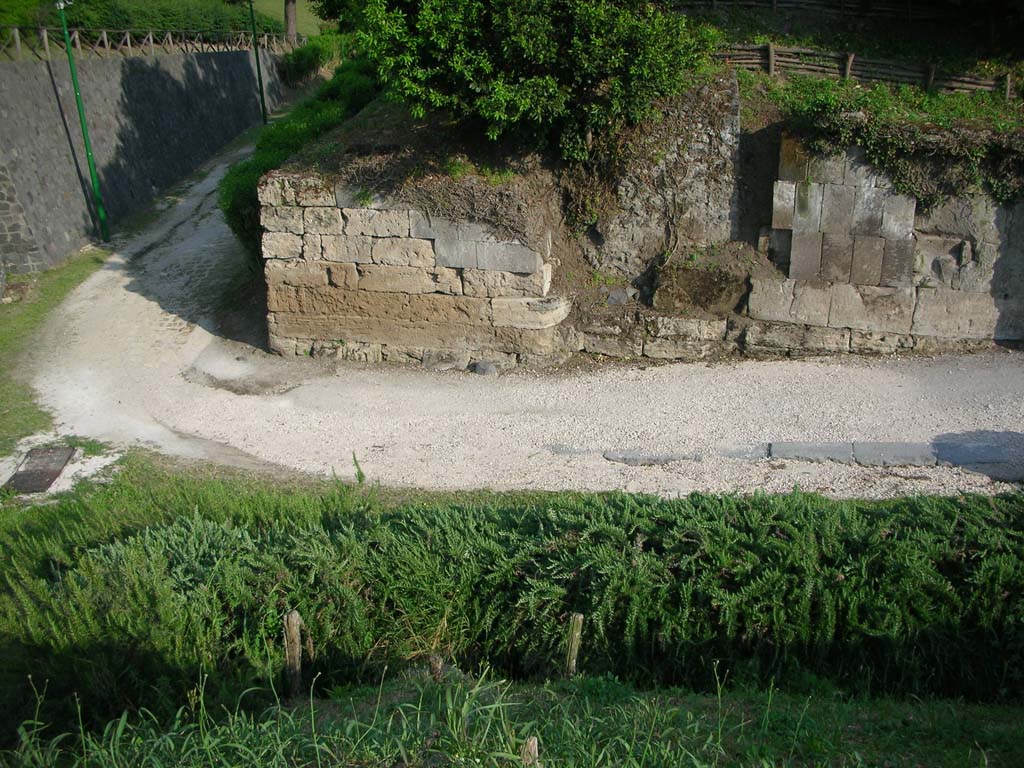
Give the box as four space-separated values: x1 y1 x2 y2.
21 147 1024 499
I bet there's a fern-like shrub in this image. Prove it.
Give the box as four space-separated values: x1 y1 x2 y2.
1 463 1022 737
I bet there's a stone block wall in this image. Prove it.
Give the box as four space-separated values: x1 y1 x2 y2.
259 171 568 366
754 136 1024 346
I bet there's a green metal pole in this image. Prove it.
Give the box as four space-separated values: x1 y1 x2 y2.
249 0 268 124
57 2 109 242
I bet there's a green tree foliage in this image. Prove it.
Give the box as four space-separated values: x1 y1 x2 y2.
359 0 715 161
310 0 363 30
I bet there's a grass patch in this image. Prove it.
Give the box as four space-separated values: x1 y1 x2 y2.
6 672 1023 766
253 0 324 37
0 249 107 457
1 454 1022 740
738 68 1024 207
218 54 380 260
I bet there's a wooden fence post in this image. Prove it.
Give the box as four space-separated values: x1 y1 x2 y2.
564 613 584 677
12 28 21 61
1006 73 1015 101
521 736 541 767
283 609 305 700
925 64 936 92
767 42 776 77
844 53 855 80
41 28 49 59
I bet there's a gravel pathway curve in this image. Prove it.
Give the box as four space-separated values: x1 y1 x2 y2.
26 148 1024 498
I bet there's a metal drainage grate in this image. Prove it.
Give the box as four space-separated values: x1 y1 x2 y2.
2 446 75 494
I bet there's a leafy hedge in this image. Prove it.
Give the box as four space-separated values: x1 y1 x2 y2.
1 461 1022 737
278 32 355 84
219 55 380 259
765 74 1024 208
360 0 715 161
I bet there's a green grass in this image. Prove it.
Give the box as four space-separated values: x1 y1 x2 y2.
6 672 1023 766
252 0 324 37
0 250 107 457
1 454 1022 742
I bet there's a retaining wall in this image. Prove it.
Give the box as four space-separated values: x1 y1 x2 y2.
0 49 285 273
259 171 568 367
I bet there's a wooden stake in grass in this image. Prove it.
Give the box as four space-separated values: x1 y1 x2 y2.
521 736 541 767
284 609 305 700
564 613 584 678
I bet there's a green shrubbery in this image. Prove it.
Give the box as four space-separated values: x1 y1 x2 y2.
360 0 715 161
754 72 1024 207
219 55 379 258
2 459 1023 737
278 32 354 84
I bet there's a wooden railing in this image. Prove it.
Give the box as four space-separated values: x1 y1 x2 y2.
0 27 306 62
675 0 949 22
718 43 1016 98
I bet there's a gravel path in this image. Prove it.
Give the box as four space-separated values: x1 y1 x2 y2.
26 149 1024 498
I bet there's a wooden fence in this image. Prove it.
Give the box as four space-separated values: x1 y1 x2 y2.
0 27 306 62
675 0 948 22
718 43 1016 98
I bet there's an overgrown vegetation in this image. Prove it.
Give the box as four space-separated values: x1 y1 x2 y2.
741 69 1024 208
3 0 283 34
7 673 1023 767
219 55 379 257
278 32 354 84
0 249 107 457
360 0 715 162
1 456 1022 739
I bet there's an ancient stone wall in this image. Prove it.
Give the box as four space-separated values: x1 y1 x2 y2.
0 50 285 273
259 171 569 367
745 136 1024 350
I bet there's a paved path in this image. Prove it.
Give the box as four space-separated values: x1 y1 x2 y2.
23 149 1024 498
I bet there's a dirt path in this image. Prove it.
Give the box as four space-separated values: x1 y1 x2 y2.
25 149 1024 498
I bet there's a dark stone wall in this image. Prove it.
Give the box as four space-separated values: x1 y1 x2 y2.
0 50 285 273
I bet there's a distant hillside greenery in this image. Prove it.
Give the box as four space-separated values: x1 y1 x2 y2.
1 0 283 33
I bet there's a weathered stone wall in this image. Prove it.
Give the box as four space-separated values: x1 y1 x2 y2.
582 74 741 278
748 136 1024 348
259 171 569 367
0 50 285 273
0 160 42 274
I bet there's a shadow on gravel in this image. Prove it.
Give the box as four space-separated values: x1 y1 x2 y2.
931 430 1024 482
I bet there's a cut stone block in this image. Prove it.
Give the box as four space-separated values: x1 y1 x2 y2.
911 286 1000 339
851 187 885 236
262 231 303 260
770 442 854 463
880 238 915 287
828 284 915 333
410 210 459 241
357 265 462 295
647 316 728 341
821 233 854 282
853 442 937 467
476 242 544 273
788 232 823 279
491 296 571 329
262 205 304 234
265 259 331 288
463 264 551 298
371 237 436 268
642 336 722 359
743 322 849 353
435 239 478 269
792 182 823 233
304 207 345 235
343 208 410 238
807 153 846 184
404 294 493 325
771 181 796 230
881 194 916 240
917 235 969 289
302 234 321 260
293 176 336 206
320 234 373 263
820 184 855 235
778 135 810 182
850 236 885 286
748 278 831 326
844 147 883 187
849 330 914 354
